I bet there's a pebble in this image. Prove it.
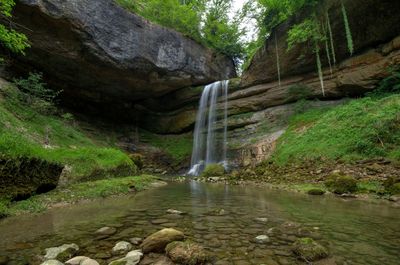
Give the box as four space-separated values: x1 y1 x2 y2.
166 209 185 215
112 241 133 255
254 235 270 244
129 237 143 245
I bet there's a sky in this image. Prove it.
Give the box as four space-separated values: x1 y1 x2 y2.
230 0 258 42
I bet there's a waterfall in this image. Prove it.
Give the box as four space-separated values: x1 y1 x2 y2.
188 80 229 176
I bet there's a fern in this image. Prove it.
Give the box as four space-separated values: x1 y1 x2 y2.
341 1 354 55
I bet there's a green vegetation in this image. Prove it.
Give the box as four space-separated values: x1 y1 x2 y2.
12 72 61 115
384 176 400 195
270 94 400 165
116 0 244 64
140 130 192 164
293 237 329 261
0 0 30 56
307 188 325 195
324 174 357 194
0 75 136 182
0 175 156 217
201 163 225 177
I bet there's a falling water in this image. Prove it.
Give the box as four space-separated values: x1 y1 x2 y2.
188 80 229 176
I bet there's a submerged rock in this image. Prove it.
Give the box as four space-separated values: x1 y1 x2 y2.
108 250 143 265
95 227 117 238
65 256 89 265
112 241 133 255
165 241 210 265
129 238 143 245
254 217 268 223
292 238 329 261
254 235 270 244
44 243 79 262
0 256 9 265
41 260 64 265
141 228 185 253
81 259 100 265
166 209 185 215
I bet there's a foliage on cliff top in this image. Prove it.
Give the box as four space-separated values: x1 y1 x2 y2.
0 0 30 55
0 77 135 182
270 94 400 165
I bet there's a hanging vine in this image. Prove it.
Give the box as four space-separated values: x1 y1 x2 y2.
275 34 282 88
287 16 326 96
341 0 354 55
326 11 336 65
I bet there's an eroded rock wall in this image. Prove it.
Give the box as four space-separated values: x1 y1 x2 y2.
5 0 236 120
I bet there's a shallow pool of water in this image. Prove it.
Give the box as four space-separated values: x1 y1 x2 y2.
0 181 399 264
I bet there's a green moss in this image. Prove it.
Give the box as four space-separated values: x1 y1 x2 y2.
3 175 156 216
140 130 192 164
271 95 400 165
307 188 325 195
0 199 10 218
0 84 136 183
201 164 225 177
357 180 384 194
293 237 329 262
390 183 400 195
325 174 357 194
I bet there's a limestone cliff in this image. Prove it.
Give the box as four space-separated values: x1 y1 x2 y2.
4 0 236 119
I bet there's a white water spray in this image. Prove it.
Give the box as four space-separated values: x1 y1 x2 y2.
188 80 229 176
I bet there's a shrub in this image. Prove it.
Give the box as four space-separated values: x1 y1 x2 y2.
324 174 357 194
201 164 225 178
374 66 400 95
13 72 61 115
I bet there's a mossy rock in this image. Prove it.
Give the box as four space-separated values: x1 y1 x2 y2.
129 153 144 169
384 176 400 194
324 174 358 194
200 164 225 178
0 155 63 200
307 189 325 195
166 241 210 265
388 183 400 195
292 238 329 261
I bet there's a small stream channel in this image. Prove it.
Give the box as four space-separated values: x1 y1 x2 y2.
0 181 399 265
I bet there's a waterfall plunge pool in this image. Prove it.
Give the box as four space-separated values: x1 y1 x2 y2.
0 181 399 265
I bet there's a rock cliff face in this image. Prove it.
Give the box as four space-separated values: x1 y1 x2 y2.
131 0 400 167
3 0 400 170
6 0 235 117
242 0 400 87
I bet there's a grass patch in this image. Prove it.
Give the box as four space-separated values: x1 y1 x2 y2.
357 180 384 194
3 175 157 216
140 130 192 163
271 95 400 165
0 83 136 181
